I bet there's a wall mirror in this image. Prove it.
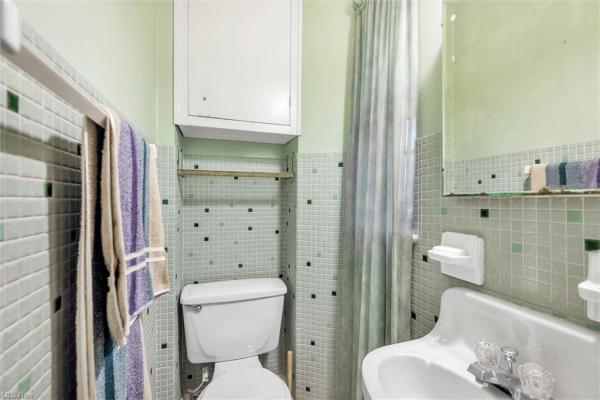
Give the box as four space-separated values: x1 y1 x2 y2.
442 0 600 196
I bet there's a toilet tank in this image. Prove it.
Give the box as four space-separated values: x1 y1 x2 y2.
180 278 287 363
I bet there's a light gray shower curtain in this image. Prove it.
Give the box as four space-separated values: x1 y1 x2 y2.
339 0 418 399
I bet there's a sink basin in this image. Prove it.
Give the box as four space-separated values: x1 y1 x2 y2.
362 288 600 400
370 352 504 399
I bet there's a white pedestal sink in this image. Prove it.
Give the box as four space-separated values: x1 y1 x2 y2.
362 288 600 400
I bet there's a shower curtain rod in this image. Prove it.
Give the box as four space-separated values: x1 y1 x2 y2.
1 0 107 129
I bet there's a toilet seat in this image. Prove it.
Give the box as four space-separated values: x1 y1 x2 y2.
198 367 292 400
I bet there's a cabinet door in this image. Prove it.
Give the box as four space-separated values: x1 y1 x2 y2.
187 0 291 126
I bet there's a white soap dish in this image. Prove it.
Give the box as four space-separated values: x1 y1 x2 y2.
578 250 600 322
428 246 472 266
428 232 484 285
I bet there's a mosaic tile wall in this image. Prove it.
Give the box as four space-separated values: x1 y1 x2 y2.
294 153 345 400
412 133 600 340
0 22 173 400
282 157 297 396
155 145 183 400
445 138 600 194
0 55 81 400
178 154 289 391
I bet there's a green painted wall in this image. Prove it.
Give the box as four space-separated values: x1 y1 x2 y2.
156 0 179 147
299 0 353 153
17 0 160 142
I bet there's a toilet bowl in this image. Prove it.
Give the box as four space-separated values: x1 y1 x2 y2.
198 357 292 400
181 278 291 400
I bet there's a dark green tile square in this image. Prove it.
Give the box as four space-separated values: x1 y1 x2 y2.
584 239 600 252
7 90 19 113
44 182 53 197
480 209 489 218
422 254 428 262
162 199 168 205
441 207 448 216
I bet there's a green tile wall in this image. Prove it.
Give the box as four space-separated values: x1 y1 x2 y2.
412 133 600 339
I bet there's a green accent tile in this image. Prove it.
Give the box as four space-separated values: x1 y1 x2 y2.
234 240 238 245
567 210 582 223
512 243 523 254
44 182 53 197
7 90 19 113
209 260 214 266
422 255 428 262
162 199 168 205
441 207 448 215
585 239 600 252
317 252 321 257
312 168 317 173
219 222 224 227
0 224 4 241
480 209 489 218
18 375 31 394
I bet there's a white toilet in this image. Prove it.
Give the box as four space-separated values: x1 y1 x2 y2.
180 278 292 400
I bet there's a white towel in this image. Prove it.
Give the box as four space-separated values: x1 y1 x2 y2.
530 164 547 192
76 118 99 400
148 144 170 296
98 105 130 345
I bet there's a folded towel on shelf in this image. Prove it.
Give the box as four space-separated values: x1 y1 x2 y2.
529 163 547 192
566 161 584 189
148 144 170 296
545 163 560 189
558 161 568 186
582 158 600 189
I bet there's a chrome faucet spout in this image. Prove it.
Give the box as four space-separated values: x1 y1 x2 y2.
467 361 534 400
468 345 554 400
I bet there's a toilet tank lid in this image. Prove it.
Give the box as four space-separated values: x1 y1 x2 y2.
180 278 287 305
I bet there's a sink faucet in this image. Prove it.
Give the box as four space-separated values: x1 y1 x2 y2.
468 346 550 400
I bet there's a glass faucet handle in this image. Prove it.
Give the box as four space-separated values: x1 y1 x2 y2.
518 362 554 400
474 340 501 366
501 346 519 361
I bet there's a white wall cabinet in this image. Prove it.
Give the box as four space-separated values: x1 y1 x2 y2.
174 0 302 144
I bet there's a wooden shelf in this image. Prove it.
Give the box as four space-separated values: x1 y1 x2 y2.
177 169 295 179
